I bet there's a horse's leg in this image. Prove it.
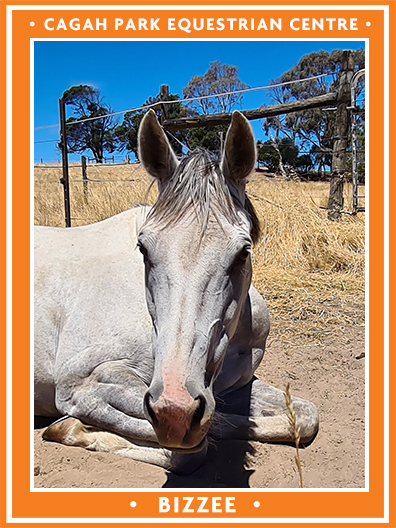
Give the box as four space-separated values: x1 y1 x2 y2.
45 360 207 474
43 416 173 468
213 377 319 444
43 416 207 474
53 360 158 441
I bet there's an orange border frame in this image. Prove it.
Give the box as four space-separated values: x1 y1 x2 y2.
1 1 394 526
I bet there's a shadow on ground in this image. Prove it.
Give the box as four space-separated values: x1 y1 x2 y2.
164 381 258 488
163 440 256 488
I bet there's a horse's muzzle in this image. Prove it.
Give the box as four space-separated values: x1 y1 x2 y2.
143 390 211 450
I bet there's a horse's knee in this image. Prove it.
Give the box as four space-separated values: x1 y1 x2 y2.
43 416 148 454
293 398 319 444
42 416 93 447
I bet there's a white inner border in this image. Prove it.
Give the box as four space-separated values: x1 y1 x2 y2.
6 3 389 524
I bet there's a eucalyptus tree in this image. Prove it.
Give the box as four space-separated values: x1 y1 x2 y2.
262 49 365 172
62 85 118 163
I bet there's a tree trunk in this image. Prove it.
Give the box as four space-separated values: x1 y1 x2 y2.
270 134 287 179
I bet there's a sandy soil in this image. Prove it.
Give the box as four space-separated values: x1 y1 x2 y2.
34 304 365 490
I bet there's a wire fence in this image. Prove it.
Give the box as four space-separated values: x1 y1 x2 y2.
34 72 332 131
34 60 365 225
34 70 364 170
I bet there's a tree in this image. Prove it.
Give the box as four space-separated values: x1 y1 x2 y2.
262 49 365 172
278 137 299 166
257 140 279 171
295 154 314 172
62 85 118 163
256 138 299 172
183 61 249 115
181 61 249 153
114 93 186 159
186 125 228 153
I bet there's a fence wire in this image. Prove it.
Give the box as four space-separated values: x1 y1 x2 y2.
34 72 331 131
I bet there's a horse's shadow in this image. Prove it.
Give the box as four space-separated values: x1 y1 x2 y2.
34 416 59 429
163 381 256 488
163 439 255 488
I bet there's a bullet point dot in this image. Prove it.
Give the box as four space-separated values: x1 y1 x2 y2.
130 501 137 508
30 21 35 26
254 501 260 508
366 21 371 26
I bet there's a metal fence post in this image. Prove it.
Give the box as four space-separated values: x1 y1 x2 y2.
350 69 365 215
59 97 71 227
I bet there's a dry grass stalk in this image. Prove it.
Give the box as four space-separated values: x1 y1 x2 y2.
284 382 303 488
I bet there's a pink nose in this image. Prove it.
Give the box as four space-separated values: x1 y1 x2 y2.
144 391 206 448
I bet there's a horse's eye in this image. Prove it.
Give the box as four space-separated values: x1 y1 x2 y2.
137 241 148 258
228 245 251 272
238 246 251 261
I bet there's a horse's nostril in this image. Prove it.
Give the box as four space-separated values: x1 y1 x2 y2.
191 395 206 429
144 391 158 425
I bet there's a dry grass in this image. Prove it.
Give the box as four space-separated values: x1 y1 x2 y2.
247 172 365 345
284 383 303 488
34 164 157 227
34 164 365 345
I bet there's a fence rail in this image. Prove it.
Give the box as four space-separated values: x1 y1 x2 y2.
163 92 337 130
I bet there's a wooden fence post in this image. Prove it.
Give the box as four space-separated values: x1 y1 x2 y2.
159 84 169 124
327 50 354 221
59 97 71 228
81 155 88 204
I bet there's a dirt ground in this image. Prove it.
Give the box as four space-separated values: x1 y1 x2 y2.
34 301 365 489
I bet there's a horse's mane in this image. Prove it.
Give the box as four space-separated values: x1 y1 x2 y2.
146 150 261 244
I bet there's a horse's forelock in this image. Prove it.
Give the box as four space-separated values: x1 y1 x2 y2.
146 150 261 243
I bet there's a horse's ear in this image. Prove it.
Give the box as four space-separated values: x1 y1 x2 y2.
221 111 256 184
138 109 179 182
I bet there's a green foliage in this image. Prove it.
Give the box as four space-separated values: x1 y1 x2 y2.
114 94 186 159
186 125 228 152
257 140 279 171
62 85 117 163
278 137 299 166
257 138 299 171
295 154 314 171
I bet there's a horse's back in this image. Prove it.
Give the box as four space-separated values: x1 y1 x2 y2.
34 207 152 416
34 207 148 259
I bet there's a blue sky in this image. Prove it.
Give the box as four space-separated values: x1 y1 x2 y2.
34 40 364 162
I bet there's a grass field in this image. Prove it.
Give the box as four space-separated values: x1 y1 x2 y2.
34 163 365 345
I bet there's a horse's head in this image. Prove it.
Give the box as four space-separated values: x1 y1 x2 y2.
137 109 258 451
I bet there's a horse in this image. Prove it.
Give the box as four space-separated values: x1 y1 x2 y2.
34 110 319 474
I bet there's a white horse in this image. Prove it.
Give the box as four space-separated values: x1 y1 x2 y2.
34 110 319 474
